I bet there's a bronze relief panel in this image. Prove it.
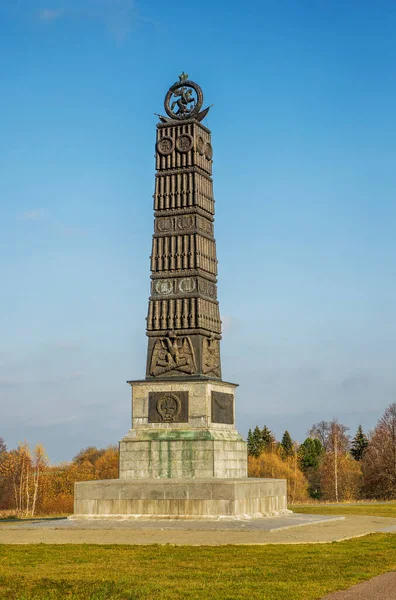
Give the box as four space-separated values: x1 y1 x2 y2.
202 337 221 377
149 335 197 377
211 392 234 424
148 391 189 423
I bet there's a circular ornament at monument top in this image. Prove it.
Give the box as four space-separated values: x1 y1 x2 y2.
164 72 203 121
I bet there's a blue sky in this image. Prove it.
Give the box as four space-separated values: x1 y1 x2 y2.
1 0 395 462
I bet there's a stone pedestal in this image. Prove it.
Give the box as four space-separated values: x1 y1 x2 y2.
72 478 288 520
73 378 289 520
119 379 247 479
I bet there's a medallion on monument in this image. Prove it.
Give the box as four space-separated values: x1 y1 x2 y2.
154 279 174 296
157 136 174 156
176 134 193 153
198 279 217 299
176 215 194 231
196 136 205 155
148 391 188 423
156 217 174 232
211 392 234 424
179 278 196 293
202 337 221 377
150 334 197 377
205 142 213 161
196 216 213 236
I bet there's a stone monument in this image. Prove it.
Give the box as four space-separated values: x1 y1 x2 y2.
73 74 288 519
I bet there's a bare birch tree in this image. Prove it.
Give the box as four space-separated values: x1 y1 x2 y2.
310 419 350 502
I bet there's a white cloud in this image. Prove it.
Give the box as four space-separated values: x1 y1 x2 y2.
221 315 233 333
0 377 20 388
39 8 64 22
54 340 82 349
18 208 46 221
34 1 140 42
0 372 83 387
95 0 138 43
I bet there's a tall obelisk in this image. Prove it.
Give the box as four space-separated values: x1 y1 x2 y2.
72 75 288 519
146 73 221 381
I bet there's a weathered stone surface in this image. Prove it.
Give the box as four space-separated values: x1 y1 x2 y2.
119 379 247 480
127 379 237 431
73 478 289 519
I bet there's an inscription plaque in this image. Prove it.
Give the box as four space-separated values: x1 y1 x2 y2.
211 391 234 424
148 391 189 423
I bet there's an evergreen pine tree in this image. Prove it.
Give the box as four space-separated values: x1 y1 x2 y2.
298 437 324 471
350 425 369 461
247 429 255 456
298 437 325 499
251 426 264 457
280 430 294 457
261 425 275 449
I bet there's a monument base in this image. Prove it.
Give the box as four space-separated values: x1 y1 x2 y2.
120 379 247 479
72 478 289 520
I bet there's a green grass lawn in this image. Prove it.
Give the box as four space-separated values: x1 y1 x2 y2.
0 534 395 600
291 501 396 518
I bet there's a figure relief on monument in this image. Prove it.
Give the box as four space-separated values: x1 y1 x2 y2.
157 72 211 124
202 336 221 377
150 332 197 377
164 72 203 120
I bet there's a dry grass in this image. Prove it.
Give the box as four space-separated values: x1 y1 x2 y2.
291 500 396 518
0 534 396 599
0 510 19 520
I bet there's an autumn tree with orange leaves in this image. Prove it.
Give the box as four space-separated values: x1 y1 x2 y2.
362 403 396 499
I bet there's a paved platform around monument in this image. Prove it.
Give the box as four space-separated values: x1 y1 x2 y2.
1 514 395 545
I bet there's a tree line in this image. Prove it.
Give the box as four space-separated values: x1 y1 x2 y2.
0 443 118 517
247 403 396 502
1 402 395 515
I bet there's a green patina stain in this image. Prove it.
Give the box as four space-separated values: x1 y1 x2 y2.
143 430 214 441
182 440 194 477
148 440 152 475
158 441 163 477
167 440 172 478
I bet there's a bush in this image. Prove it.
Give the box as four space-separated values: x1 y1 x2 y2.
248 450 309 503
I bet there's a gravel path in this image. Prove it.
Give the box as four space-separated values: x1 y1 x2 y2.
0 514 395 545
